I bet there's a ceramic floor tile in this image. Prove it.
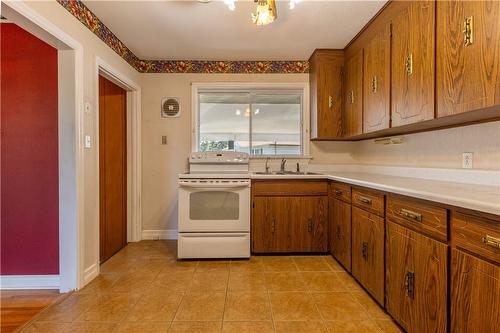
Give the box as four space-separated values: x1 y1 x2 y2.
351 292 391 320
323 257 346 272
196 260 230 272
335 272 365 292
76 274 120 294
324 320 382 333
150 271 194 292
230 257 265 272
228 272 267 291
23 322 117 333
160 260 199 273
265 272 307 291
174 292 225 321
76 293 141 322
109 271 157 293
312 292 369 321
113 321 170 333
168 321 222 333
262 256 298 271
124 289 183 322
269 292 322 321
224 292 271 321
301 272 346 292
189 271 229 291
35 293 100 322
292 256 332 271
275 321 327 333
221 321 274 333
375 320 404 333
21 322 71 333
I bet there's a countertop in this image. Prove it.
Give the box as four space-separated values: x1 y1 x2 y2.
251 171 500 217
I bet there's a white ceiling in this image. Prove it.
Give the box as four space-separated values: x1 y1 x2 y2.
84 0 387 61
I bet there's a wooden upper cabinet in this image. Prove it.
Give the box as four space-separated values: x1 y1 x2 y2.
437 0 500 117
344 50 363 136
391 1 435 126
309 50 344 139
363 24 391 133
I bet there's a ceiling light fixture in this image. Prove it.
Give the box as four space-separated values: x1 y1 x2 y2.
252 0 277 26
224 0 236 11
289 0 299 10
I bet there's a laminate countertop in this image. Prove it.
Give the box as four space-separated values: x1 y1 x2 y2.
251 172 500 217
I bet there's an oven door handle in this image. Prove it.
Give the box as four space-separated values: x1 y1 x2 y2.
179 182 249 189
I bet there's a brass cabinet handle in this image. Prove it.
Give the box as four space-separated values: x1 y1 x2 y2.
405 271 415 299
307 219 313 232
362 241 369 261
405 53 413 75
348 90 354 104
463 16 474 46
271 219 276 233
399 208 422 222
358 196 372 205
371 76 377 93
482 235 500 249
335 190 343 196
328 95 333 108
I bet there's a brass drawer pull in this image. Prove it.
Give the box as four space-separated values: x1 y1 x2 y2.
405 53 413 75
335 190 343 196
371 76 377 93
463 16 473 46
271 219 276 233
307 219 313 232
399 208 422 222
482 235 500 249
358 196 372 205
348 90 354 104
405 271 415 299
362 241 369 261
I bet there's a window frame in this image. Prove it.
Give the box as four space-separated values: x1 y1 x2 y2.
191 82 310 157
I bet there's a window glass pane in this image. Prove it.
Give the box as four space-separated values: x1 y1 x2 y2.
251 93 301 155
199 92 250 153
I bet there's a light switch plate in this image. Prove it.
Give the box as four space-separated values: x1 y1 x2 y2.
84 135 92 149
462 152 473 169
161 135 168 145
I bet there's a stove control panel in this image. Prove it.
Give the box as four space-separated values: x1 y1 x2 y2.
189 151 249 164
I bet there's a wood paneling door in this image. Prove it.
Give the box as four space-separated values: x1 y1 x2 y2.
351 206 385 304
363 24 391 133
99 75 127 263
344 50 363 136
451 249 500 333
391 1 435 126
252 196 289 253
386 222 447 333
290 196 328 252
330 198 352 271
437 1 500 117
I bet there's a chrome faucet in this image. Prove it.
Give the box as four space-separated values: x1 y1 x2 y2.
296 162 300 173
265 157 270 173
280 158 287 173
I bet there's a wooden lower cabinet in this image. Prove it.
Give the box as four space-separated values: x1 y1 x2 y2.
329 197 352 271
252 194 327 253
451 249 500 333
351 206 385 304
386 221 447 333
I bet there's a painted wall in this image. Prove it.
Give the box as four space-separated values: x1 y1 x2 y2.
1 23 59 275
13 1 142 277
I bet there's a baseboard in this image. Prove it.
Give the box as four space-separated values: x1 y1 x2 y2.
142 229 178 240
83 263 99 286
0 275 60 290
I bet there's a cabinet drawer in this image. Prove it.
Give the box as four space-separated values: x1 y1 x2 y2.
387 196 448 242
452 212 500 264
252 180 327 196
352 188 385 216
329 182 351 203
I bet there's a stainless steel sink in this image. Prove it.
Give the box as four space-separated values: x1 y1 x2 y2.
254 171 322 176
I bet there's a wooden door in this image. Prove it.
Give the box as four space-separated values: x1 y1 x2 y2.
363 23 391 133
437 1 500 117
351 206 385 304
330 198 352 271
386 222 447 333
290 196 328 252
391 1 435 126
344 50 363 136
99 75 127 263
252 196 289 253
451 249 500 333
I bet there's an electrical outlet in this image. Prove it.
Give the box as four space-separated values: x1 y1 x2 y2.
462 152 473 169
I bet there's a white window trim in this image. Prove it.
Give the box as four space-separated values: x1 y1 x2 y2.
191 82 310 157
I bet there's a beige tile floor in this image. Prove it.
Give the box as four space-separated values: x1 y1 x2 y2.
22 241 403 333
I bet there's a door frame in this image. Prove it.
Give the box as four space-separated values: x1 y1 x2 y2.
94 57 142 270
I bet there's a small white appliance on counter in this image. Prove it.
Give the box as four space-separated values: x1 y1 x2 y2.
177 151 250 259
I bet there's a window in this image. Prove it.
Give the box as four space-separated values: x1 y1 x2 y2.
195 86 306 156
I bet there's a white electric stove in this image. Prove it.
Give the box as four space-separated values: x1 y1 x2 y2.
177 151 250 259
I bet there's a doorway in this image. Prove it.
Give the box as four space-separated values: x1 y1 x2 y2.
99 75 127 263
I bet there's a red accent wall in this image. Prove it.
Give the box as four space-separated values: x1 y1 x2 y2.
1 23 59 275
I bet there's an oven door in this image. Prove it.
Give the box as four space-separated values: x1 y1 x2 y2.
178 181 250 232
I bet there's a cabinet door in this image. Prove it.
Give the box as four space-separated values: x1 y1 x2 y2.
451 249 500 333
330 198 352 271
252 196 289 253
391 1 435 126
344 50 363 136
363 24 391 133
437 1 500 117
290 196 328 252
386 222 447 333
351 206 385 304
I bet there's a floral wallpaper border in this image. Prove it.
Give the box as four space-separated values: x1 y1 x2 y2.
57 0 309 74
